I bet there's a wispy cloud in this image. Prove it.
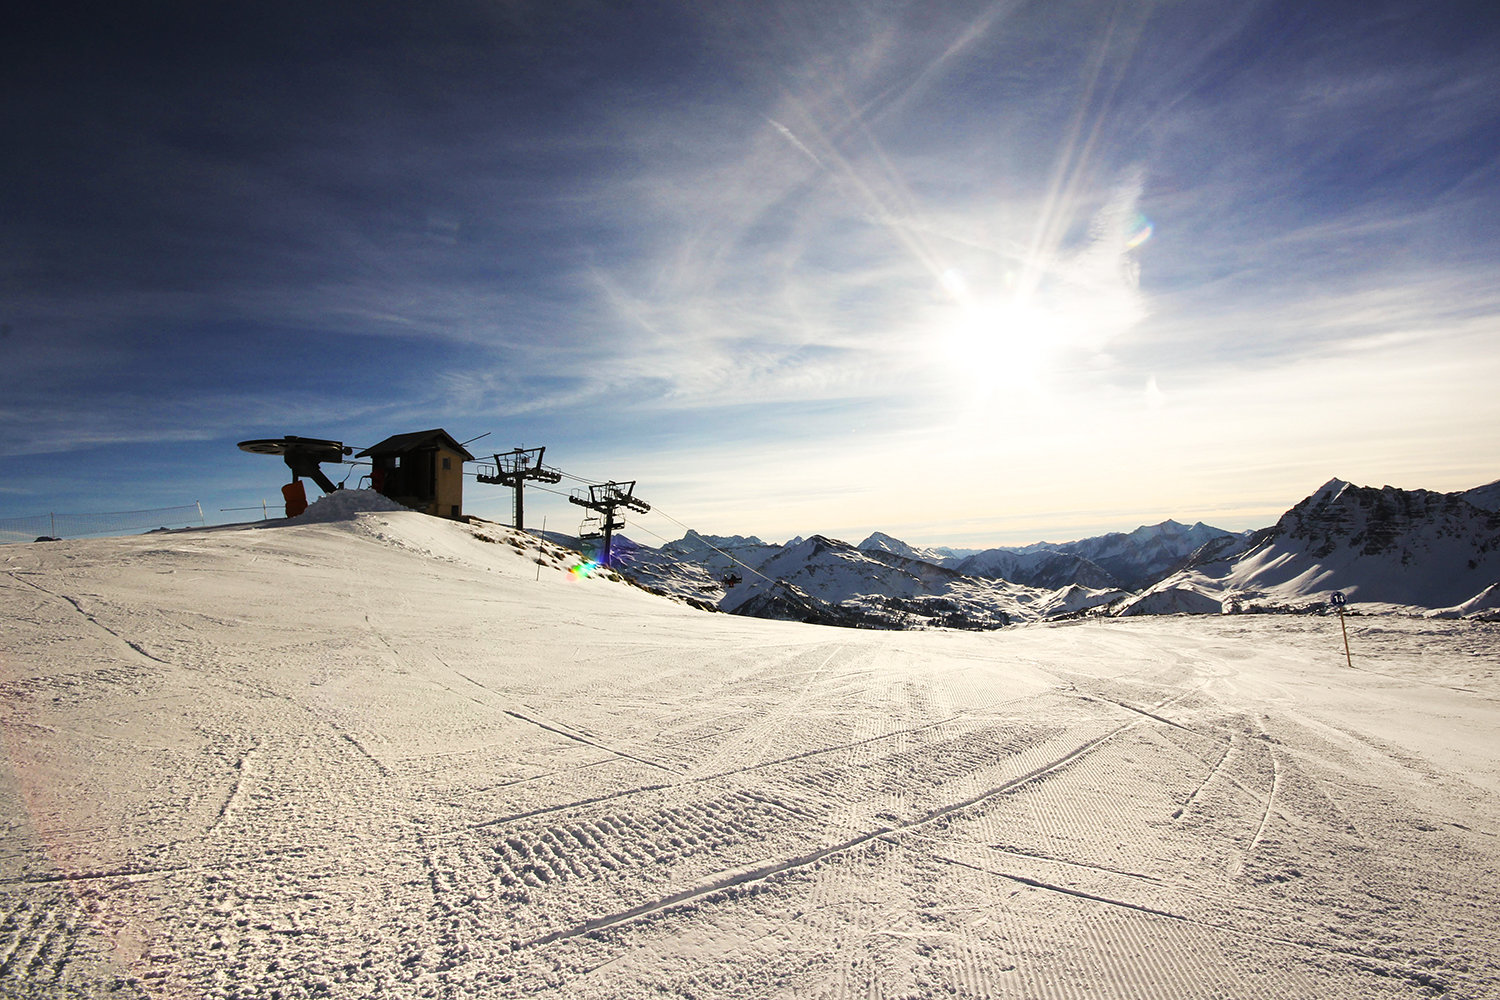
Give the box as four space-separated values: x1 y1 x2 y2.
4 0 1498 543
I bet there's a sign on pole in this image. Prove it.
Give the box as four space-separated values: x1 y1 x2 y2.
1330 592 1352 668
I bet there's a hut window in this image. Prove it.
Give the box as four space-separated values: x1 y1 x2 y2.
442 457 451 470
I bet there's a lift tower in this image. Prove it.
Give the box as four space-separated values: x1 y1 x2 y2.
568 481 649 567
475 447 562 532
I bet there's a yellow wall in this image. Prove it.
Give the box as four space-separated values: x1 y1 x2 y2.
432 446 465 518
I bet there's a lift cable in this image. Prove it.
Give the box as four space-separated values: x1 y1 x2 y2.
637 504 778 585
463 462 778 587
519 482 777 587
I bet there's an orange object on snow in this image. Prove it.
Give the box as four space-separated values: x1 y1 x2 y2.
282 480 309 518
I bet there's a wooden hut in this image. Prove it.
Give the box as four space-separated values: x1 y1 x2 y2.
357 429 474 519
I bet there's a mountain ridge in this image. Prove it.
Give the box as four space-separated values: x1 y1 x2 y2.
1126 479 1500 616
607 475 1499 625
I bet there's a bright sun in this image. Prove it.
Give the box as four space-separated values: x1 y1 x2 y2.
941 288 1063 396
935 262 1145 400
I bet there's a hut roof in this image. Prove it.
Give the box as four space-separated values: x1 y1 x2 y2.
356 429 475 462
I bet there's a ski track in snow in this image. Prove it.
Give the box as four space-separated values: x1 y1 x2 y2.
1 516 1498 998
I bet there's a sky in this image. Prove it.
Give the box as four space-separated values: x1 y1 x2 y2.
3 0 1498 549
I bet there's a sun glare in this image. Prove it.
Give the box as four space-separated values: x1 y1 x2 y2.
934 248 1148 403
941 292 1065 396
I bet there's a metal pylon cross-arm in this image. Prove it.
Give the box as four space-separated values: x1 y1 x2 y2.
567 481 649 566
474 446 562 532
569 480 649 514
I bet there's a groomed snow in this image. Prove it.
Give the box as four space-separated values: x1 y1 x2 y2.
3 511 1498 998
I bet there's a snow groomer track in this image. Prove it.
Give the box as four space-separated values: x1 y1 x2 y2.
3 507 1498 998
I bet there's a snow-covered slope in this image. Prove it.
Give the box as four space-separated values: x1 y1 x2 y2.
1028 581 1133 618
1133 479 1500 615
1462 478 1500 512
590 537 725 609
290 486 408 521
2 512 1500 995
5 509 1500 998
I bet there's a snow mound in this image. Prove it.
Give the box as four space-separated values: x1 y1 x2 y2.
1033 583 1129 618
1116 584 1225 617
290 488 408 523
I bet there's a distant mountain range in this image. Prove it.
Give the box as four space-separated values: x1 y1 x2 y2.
599 476 1500 628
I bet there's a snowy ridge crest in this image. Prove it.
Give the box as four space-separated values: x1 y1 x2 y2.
1131 478 1500 616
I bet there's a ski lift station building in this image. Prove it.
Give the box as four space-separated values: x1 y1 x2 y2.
357 429 475 519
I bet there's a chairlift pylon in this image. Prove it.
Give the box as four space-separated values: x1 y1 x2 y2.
568 479 649 567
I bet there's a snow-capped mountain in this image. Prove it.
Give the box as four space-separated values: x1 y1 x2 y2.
1462 479 1500 513
966 519 1241 591
720 579 872 628
617 518 1237 628
658 529 781 572
1123 479 1500 616
956 547 1121 590
718 534 1030 628
610 476 1500 626
617 528 1128 627
606 530 781 607
1059 520 1244 589
856 532 976 568
717 534 1126 628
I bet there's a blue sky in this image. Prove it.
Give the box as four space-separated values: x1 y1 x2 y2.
4 0 1498 547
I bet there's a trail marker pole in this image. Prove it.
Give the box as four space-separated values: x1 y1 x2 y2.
1331 592 1352 668
536 516 546 582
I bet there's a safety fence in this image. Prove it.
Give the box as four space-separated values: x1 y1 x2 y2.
0 502 205 545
